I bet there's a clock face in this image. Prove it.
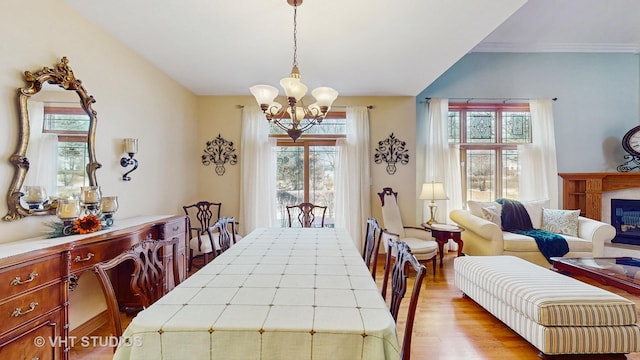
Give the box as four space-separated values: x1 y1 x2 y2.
622 125 640 157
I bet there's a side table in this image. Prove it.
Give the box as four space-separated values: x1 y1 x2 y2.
422 223 464 267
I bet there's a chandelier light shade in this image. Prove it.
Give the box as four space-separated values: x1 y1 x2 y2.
249 0 338 141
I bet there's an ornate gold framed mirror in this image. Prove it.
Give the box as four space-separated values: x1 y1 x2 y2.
3 57 101 221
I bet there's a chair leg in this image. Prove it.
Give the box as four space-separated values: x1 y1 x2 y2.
188 249 193 273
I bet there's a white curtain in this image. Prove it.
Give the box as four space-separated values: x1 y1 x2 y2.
24 101 58 196
239 106 277 234
519 99 559 208
425 99 462 223
335 106 371 251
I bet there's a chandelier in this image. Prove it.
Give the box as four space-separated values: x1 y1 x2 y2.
250 0 338 142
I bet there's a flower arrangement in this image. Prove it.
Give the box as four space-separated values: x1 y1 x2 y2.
46 214 109 238
73 215 103 234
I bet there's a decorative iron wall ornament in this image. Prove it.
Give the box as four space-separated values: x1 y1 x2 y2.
374 133 410 175
201 134 238 176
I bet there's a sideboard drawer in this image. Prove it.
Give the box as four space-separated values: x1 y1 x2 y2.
0 283 63 335
70 228 158 272
161 217 186 240
0 254 63 299
0 308 62 360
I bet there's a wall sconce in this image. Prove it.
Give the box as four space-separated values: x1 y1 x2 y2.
120 138 139 181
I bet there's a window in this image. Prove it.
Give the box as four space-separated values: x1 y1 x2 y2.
448 103 531 203
43 103 90 198
272 114 346 227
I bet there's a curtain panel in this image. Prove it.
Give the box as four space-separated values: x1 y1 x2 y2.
335 106 371 251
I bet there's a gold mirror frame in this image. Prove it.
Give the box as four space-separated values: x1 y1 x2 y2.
3 57 101 221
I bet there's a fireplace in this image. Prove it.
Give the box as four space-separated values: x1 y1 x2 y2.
611 198 640 246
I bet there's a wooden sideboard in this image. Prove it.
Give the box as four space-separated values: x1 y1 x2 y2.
0 215 187 360
558 172 640 221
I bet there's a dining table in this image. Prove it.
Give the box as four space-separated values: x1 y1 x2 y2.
113 227 400 360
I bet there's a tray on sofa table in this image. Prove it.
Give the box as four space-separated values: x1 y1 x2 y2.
551 257 640 296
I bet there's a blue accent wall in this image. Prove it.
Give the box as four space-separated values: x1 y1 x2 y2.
418 52 640 173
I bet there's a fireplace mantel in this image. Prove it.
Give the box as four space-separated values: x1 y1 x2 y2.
559 172 640 221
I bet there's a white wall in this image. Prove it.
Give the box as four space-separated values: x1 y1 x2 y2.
0 0 199 330
0 0 199 243
420 52 640 174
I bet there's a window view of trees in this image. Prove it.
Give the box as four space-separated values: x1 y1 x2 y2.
449 104 530 203
43 105 90 199
272 116 345 227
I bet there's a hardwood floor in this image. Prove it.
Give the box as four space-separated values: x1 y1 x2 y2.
71 252 640 359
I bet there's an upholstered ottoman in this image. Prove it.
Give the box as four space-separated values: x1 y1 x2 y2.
454 255 640 356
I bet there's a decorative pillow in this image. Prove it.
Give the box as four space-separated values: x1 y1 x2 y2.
481 205 502 227
542 208 579 236
467 200 502 218
521 199 550 229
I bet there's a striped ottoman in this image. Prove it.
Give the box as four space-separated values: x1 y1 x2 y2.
454 255 640 356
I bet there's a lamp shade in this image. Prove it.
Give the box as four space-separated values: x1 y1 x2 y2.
250 85 279 105
311 87 338 108
280 76 308 100
419 182 448 201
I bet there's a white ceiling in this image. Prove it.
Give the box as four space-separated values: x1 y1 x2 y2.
63 0 640 97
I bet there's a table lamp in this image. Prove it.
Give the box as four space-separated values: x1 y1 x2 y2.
419 182 449 225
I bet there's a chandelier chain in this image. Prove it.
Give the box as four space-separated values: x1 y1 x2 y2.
292 2 298 68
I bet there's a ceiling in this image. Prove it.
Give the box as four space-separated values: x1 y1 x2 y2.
63 0 640 97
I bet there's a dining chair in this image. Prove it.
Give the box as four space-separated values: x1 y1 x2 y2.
93 238 180 338
286 202 327 227
363 217 383 279
381 237 426 360
378 187 437 275
182 201 222 270
205 216 237 255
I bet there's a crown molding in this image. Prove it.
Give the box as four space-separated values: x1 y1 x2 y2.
471 42 640 54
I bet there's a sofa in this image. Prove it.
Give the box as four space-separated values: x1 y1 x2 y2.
449 199 616 267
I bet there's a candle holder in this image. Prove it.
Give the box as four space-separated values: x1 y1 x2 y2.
23 186 48 210
80 186 102 215
100 196 119 227
56 199 81 236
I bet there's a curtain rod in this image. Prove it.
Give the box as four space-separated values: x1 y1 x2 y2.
425 97 557 104
236 105 374 109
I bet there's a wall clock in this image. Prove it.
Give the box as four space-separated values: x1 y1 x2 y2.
617 125 640 172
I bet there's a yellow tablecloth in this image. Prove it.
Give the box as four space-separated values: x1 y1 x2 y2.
113 227 400 360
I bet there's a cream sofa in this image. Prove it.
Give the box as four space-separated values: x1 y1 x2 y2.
449 203 616 267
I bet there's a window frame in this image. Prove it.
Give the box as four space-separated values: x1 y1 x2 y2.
449 102 530 203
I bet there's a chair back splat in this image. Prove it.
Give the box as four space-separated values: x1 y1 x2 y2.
363 218 383 279
382 237 426 360
182 201 222 270
206 217 237 254
286 202 327 228
94 238 180 338
183 201 222 236
377 187 438 276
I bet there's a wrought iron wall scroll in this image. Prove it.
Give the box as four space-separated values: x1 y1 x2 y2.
617 154 640 172
201 134 238 176
374 133 410 175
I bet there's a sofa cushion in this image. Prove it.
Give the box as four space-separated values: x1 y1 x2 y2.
480 205 502 227
503 232 592 253
542 208 580 236
521 199 549 229
467 200 502 218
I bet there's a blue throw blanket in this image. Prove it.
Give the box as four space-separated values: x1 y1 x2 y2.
495 198 569 262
